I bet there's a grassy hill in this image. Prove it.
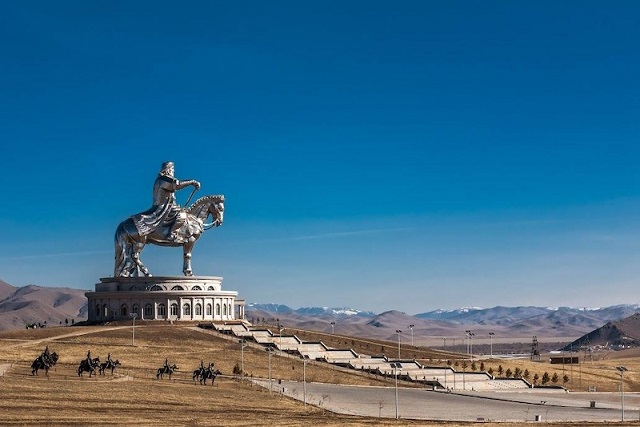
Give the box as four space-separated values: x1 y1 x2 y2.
2 323 640 426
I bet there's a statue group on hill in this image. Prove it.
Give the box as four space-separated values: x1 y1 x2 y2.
192 360 221 385
77 350 121 377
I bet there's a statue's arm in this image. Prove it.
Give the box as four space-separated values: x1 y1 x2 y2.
176 179 200 191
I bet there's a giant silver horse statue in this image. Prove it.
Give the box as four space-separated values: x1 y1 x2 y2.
114 161 224 277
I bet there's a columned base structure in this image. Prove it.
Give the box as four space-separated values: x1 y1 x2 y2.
85 276 245 323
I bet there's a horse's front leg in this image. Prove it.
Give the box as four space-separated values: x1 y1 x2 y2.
183 241 195 276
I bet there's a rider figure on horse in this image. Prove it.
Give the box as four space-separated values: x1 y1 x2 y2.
131 161 200 244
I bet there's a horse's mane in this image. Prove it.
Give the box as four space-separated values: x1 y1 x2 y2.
186 195 224 214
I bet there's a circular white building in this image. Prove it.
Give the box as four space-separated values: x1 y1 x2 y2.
85 276 245 322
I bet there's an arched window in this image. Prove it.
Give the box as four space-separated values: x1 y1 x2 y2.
192 285 202 291
171 303 179 316
131 285 138 291
150 285 163 291
95 304 100 317
223 304 227 316
103 304 109 317
207 286 215 291
158 303 166 316
195 303 202 316
216 304 220 315
144 303 153 317
183 303 191 316
132 304 139 315
120 304 128 317
171 285 184 291
206 304 212 316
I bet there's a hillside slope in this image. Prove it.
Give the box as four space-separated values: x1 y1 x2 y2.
0 280 87 331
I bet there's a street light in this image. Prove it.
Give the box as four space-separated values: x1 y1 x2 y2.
616 366 628 421
266 348 275 394
129 312 137 346
489 332 495 358
409 324 415 346
395 330 402 359
330 321 335 335
239 339 246 377
302 355 310 407
465 331 475 359
465 330 471 355
390 362 401 419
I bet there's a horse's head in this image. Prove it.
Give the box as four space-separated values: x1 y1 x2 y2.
187 195 225 229
208 196 224 227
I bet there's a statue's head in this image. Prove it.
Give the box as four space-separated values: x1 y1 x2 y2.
160 161 175 177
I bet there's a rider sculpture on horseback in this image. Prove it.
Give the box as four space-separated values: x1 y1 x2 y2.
131 161 200 245
114 161 224 277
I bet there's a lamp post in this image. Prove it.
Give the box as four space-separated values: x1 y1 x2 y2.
239 339 246 376
489 332 495 357
330 321 335 335
616 366 628 421
465 330 471 356
279 325 284 351
466 331 475 359
129 312 137 346
444 366 447 389
391 362 401 419
266 348 274 394
302 355 309 407
395 330 402 359
443 337 447 351
409 324 415 346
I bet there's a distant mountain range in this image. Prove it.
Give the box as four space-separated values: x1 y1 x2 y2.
248 303 640 326
247 303 640 343
0 280 87 331
247 303 376 317
0 277 639 350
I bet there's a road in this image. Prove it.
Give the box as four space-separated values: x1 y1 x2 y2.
255 379 640 422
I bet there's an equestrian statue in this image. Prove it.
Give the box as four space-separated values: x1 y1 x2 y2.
114 161 224 277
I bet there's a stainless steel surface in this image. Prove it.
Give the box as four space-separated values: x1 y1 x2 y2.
114 161 224 277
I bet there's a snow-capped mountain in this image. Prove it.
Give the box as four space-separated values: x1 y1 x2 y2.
247 303 375 317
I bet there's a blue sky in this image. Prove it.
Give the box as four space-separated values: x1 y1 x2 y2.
1 2 639 313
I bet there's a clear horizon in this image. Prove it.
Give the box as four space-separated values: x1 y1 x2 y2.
1 2 639 313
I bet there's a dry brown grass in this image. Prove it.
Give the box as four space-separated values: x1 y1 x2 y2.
0 325 638 426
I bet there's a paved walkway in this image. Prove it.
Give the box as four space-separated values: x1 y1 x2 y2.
254 379 639 422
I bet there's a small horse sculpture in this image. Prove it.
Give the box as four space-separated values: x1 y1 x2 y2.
99 359 121 375
31 352 58 376
156 363 178 380
115 195 224 277
78 357 100 377
199 367 222 385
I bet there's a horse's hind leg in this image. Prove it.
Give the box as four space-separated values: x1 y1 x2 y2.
131 242 151 276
